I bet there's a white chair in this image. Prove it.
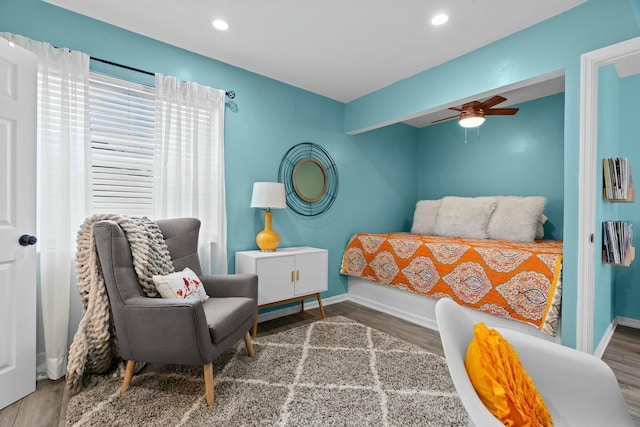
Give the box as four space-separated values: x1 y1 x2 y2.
435 298 635 427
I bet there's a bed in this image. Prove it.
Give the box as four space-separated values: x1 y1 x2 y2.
340 196 563 339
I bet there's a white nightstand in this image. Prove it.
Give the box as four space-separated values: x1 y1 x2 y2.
235 246 328 337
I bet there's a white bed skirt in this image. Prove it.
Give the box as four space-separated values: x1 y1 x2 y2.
348 276 561 343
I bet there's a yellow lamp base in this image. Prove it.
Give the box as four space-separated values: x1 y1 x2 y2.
256 210 280 251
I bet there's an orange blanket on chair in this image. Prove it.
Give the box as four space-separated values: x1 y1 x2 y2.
340 233 563 336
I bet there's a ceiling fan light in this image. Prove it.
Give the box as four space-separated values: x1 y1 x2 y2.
459 116 485 128
458 110 485 128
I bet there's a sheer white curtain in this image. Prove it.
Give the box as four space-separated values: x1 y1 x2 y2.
1 33 90 380
154 74 227 274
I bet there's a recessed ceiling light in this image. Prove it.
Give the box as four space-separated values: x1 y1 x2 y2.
212 19 229 31
431 13 449 26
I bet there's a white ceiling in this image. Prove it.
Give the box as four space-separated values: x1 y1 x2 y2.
45 0 585 106
614 51 640 78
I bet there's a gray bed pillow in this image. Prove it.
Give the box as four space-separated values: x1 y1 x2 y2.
433 196 497 239
411 199 441 235
487 196 546 242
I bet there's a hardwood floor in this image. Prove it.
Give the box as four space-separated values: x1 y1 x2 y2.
602 324 640 421
1 301 639 426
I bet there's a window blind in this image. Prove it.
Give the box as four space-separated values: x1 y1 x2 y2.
88 73 155 216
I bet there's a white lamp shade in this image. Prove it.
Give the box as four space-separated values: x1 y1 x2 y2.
250 182 286 209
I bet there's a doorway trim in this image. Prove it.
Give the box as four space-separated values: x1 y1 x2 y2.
578 36 640 353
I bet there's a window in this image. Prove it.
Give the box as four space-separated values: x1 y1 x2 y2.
88 73 155 216
87 72 227 273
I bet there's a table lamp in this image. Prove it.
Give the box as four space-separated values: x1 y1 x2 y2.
250 182 286 251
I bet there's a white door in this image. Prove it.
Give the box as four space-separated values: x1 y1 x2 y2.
0 38 37 409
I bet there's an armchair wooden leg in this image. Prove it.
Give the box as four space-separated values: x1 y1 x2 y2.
204 363 214 406
121 360 136 395
244 331 255 357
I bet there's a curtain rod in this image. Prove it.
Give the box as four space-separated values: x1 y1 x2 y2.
91 56 236 99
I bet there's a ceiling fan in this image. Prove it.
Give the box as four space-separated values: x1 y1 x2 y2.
432 95 519 128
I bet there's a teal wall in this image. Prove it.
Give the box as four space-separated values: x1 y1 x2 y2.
0 0 419 334
6 0 640 350
417 93 565 241
345 0 640 348
595 65 621 346
617 73 640 320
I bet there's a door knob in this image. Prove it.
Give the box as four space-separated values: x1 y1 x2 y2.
19 234 37 246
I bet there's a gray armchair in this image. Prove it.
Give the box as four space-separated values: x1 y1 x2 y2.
93 217 258 406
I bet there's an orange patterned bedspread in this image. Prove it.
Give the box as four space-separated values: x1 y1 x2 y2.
340 233 563 336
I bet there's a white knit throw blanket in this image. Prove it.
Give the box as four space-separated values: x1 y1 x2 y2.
66 214 175 392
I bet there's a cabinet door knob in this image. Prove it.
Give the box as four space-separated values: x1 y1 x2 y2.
291 271 295 282
296 270 300 281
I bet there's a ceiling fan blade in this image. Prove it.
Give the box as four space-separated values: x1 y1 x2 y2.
448 107 462 112
484 107 519 116
431 114 459 124
479 95 507 109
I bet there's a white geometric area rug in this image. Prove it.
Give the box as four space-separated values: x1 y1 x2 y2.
66 316 467 426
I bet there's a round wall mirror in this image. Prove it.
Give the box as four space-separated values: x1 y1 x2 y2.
293 158 327 202
278 142 338 217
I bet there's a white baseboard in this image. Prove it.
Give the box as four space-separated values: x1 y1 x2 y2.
616 316 640 329
349 281 438 331
594 318 617 359
256 293 349 323
588 316 640 359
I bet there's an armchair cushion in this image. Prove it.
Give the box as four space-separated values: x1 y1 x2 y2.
465 322 553 427
202 297 255 344
153 267 209 302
